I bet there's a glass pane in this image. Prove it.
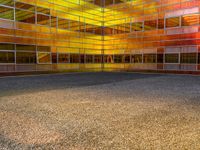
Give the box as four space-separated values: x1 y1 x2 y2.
80 54 84 63
165 54 179 63
114 55 123 63
131 54 142 63
94 55 102 63
0 43 15 50
37 14 50 26
16 9 35 24
144 20 157 31
158 19 164 29
166 17 179 28
124 23 130 33
85 55 93 63
180 53 197 64
58 18 68 29
37 46 51 52
0 52 14 63
0 6 14 20
70 54 79 63
16 52 36 64
58 53 69 63
104 55 113 63
198 54 200 64
51 16 57 28
86 24 95 34
143 54 156 63
131 22 143 31
124 55 130 63
70 20 80 31
37 6 50 15
51 53 57 63
37 52 51 63
16 44 36 51
157 54 163 63
182 14 199 26
0 0 14 7
15 2 35 11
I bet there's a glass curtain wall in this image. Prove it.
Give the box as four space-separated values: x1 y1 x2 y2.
103 0 200 72
1 0 200 73
0 0 103 72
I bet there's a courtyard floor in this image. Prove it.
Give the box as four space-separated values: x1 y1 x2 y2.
0 72 200 149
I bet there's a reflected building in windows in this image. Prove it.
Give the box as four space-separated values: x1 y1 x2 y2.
0 0 200 73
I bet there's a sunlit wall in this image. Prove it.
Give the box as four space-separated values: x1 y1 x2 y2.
1 0 200 73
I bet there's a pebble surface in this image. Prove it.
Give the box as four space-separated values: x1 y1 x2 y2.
0 72 200 149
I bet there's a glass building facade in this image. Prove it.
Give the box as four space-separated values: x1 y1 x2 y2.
0 0 200 73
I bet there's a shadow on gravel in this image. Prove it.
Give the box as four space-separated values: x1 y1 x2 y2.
0 72 163 97
0 134 51 150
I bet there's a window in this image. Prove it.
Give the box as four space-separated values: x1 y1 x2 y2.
124 23 131 33
15 3 35 24
15 9 35 24
94 27 102 35
80 54 84 63
131 54 142 63
131 22 143 31
16 44 36 51
58 18 68 30
102 27 112 35
166 17 180 28
180 53 197 64
144 20 157 31
16 44 36 64
114 55 123 63
58 53 69 63
158 19 164 29
182 14 199 26
94 55 102 63
124 55 130 63
0 6 14 20
15 2 35 11
51 16 57 28
0 43 15 50
37 52 51 63
37 46 51 52
69 20 79 31
16 52 36 64
0 52 14 63
157 54 163 63
165 54 179 63
116 24 125 34
52 53 57 63
79 21 85 32
37 14 50 26
0 0 14 7
143 54 156 63
70 54 79 63
85 24 95 34
86 55 93 63
37 7 50 15
104 55 113 63
198 53 200 64
114 0 122 4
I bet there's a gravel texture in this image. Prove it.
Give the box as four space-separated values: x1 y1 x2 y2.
0 72 200 149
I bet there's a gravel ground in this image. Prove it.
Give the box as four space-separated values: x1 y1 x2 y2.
0 72 200 150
